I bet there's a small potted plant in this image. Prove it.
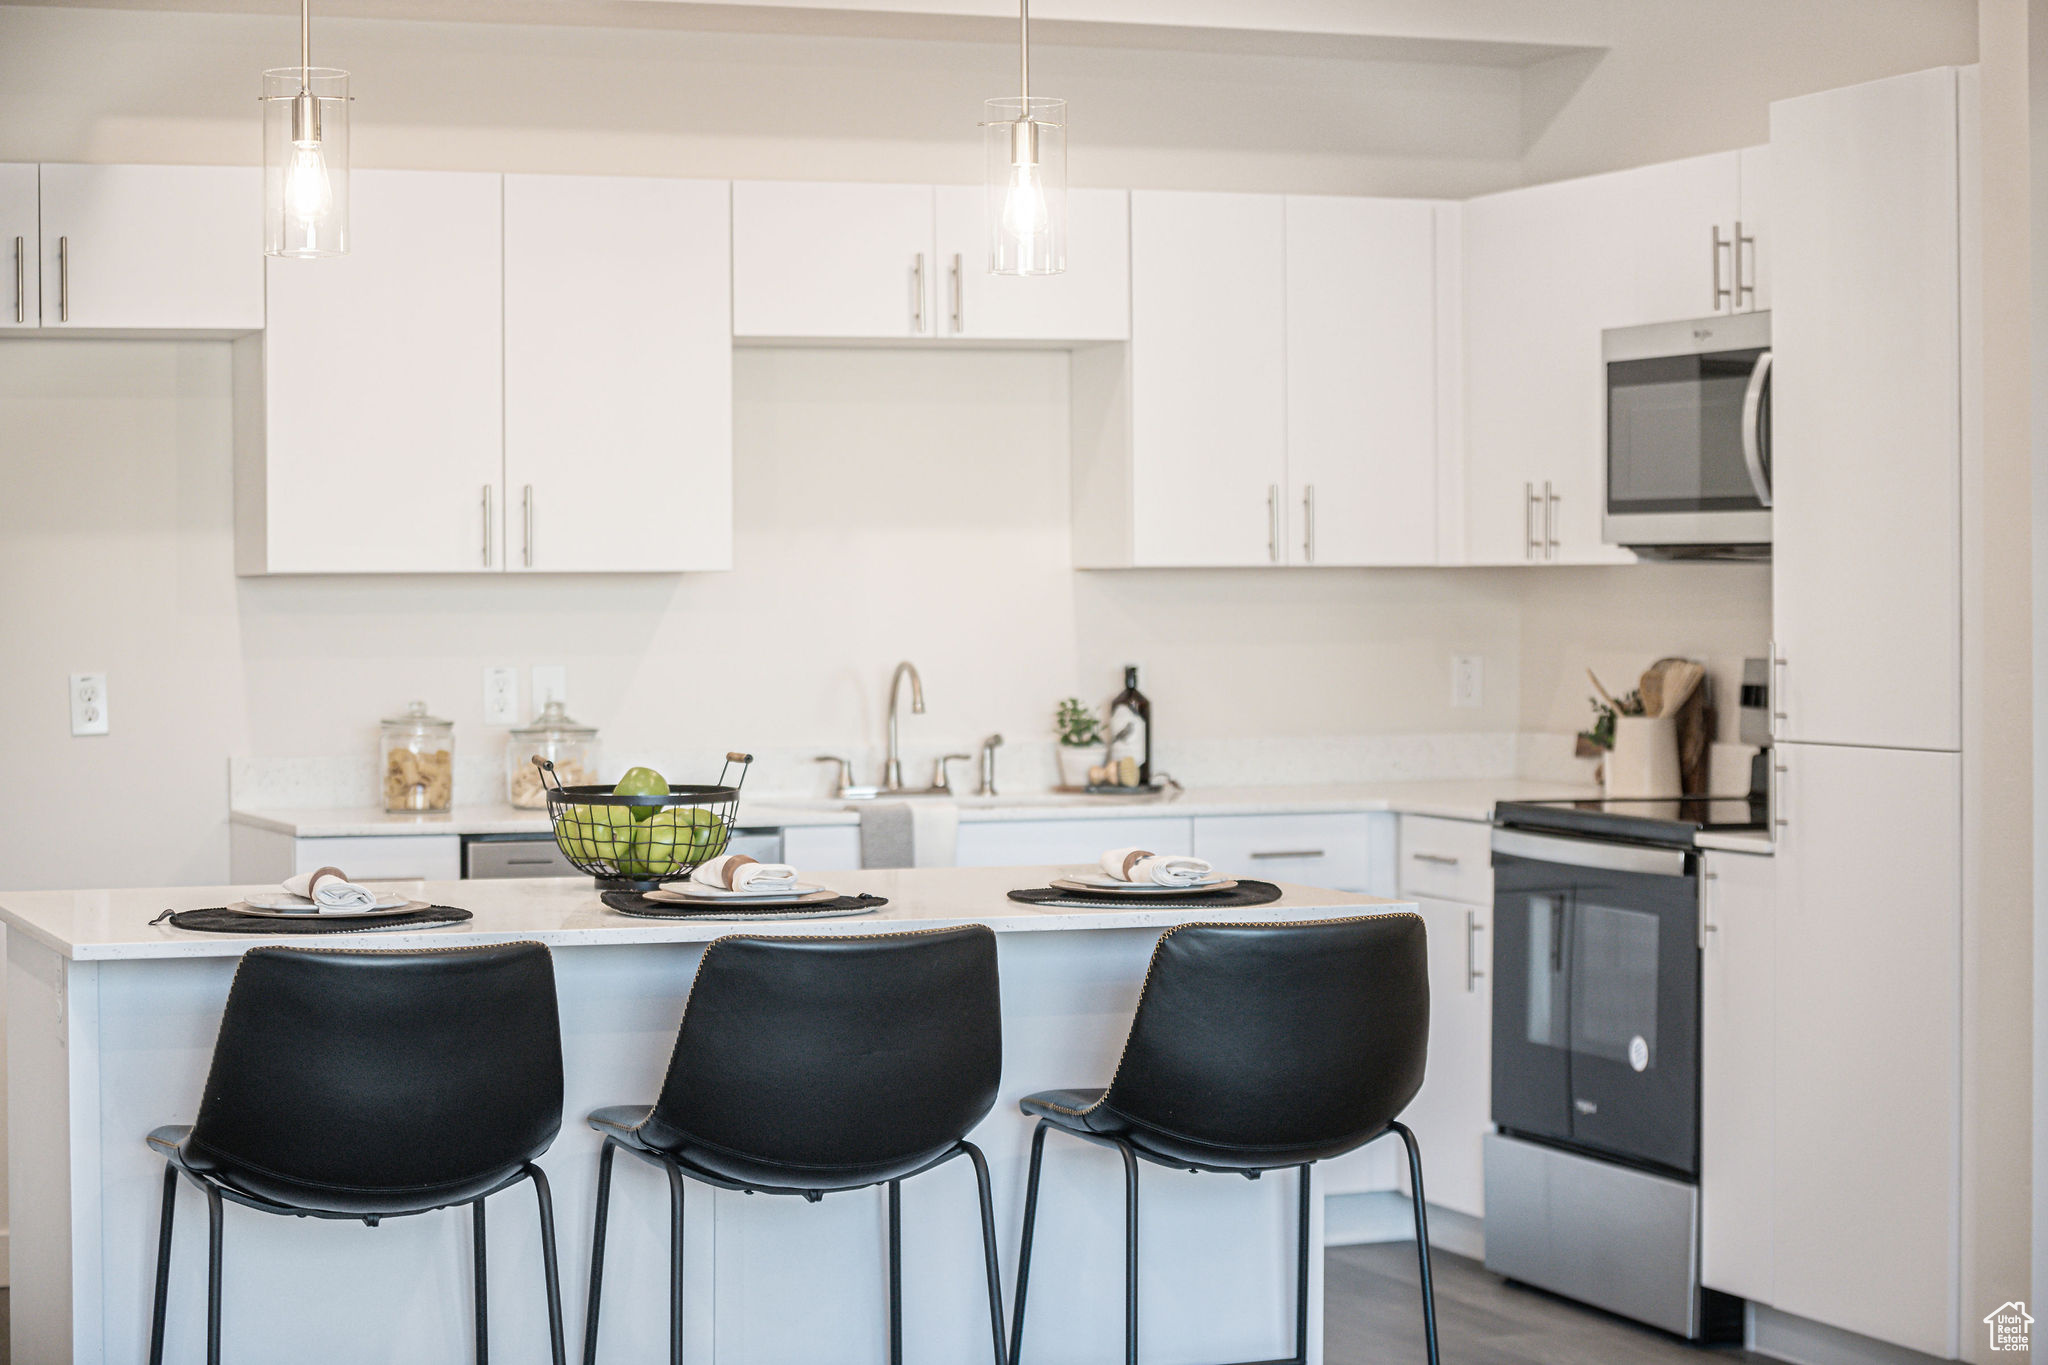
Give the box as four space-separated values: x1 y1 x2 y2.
1055 697 1107 790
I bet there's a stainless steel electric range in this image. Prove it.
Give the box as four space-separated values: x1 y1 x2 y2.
1481 796 1765 1340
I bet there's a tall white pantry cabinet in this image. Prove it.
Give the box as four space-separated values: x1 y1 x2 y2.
1701 67 1972 1361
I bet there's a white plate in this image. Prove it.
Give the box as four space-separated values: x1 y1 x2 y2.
643 886 841 908
1047 877 1239 897
656 881 825 901
229 900 430 919
240 892 414 913
1062 871 1229 891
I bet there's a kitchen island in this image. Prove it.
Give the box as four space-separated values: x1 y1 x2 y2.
1 866 1412 1365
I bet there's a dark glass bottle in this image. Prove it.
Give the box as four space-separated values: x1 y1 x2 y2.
1108 666 1152 787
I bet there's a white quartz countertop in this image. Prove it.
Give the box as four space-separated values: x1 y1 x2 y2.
0 866 1407 962
230 777 1601 839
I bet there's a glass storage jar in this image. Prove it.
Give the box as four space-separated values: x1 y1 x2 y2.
507 701 599 809
381 701 455 813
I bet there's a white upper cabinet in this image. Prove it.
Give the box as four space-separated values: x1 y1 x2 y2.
1 164 37 329
37 164 263 332
1284 195 1440 566
732 182 936 339
243 170 505 575
504 175 732 573
1463 152 1740 566
1126 190 1289 566
933 185 1129 341
1770 67 1961 751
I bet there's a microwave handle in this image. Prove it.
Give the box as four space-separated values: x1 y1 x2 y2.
1741 349 1773 509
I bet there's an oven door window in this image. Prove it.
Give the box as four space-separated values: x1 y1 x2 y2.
1607 348 1768 515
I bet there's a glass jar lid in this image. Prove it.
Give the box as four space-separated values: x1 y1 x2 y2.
381 700 453 735
510 699 597 741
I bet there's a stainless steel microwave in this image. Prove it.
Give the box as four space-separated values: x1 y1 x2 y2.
1602 312 1771 557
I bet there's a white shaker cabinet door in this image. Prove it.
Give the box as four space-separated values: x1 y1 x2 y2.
252 170 505 574
1737 145 1770 312
504 175 732 573
0 164 37 328
38 163 264 331
1605 151 1741 326
1398 894 1490 1218
732 181 935 339
1770 68 1961 751
1128 190 1288 566
1770 743 1960 1357
933 185 1129 341
1283 195 1439 567
1698 849 1774 1305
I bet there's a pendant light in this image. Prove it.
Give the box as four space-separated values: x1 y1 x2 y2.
262 0 349 258
982 0 1065 275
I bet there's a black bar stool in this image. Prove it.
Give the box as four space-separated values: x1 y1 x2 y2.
1009 914 1440 1365
144 942 569 1365
579 925 1007 1365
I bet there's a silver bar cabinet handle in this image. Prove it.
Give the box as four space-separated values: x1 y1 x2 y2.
949 252 963 333
12 236 22 324
1711 224 1731 311
1267 484 1280 563
1525 482 1541 560
1249 849 1324 860
1735 219 1756 309
1412 852 1460 867
481 485 493 567
1768 640 1787 740
522 484 534 568
1303 484 1316 563
1544 481 1559 558
1464 908 1485 991
1772 758 1789 835
57 235 68 322
911 253 925 333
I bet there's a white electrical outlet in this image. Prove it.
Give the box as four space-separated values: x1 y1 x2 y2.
1451 655 1483 709
484 666 520 725
69 673 109 736
531 666 567 710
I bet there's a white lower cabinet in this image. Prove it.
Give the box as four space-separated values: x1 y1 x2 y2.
1191 812 1379 892
1770 743 1960 1357
1401 894 1490 1219
1698 848 1774 1305
953 817 1193 868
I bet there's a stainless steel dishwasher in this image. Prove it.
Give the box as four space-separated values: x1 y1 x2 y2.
462 829 785 879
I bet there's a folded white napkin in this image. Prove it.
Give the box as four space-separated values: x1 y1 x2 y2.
691 854 800 892
1099 847 1216 888
282 866 378 911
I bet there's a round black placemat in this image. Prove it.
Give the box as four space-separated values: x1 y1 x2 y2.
602 891 889 921
150 906 474 934
1007 879 1284 910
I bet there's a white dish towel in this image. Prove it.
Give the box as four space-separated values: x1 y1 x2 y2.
691 854 800 892
281 866 378 911
1100 847 1215 888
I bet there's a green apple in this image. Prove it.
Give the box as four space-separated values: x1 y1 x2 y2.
557 802 636 867
623 806 730 876
613 766 670 822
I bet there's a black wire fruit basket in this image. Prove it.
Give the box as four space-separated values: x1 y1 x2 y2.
537 752 752 891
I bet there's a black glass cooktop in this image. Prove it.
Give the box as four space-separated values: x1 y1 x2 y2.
1494 796 1767 849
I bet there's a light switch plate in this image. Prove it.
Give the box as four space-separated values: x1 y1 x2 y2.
70 673 109 736
484 666 520 725
1451 655 1483 709
531 666 567 710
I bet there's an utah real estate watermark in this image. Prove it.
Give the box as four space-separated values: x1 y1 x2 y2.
1984 1301 2032 1352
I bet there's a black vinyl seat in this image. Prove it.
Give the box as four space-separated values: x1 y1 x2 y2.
1010 914 1441 1365
145 942 568 1365
580 925 1007 1365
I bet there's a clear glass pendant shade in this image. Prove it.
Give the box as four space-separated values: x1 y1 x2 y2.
983 97 1065 276
263 67 349 258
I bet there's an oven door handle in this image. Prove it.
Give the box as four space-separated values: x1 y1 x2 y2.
1740 349 1772 509
1492 828 1691 878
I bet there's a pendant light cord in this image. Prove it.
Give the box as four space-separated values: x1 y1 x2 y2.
300 0 311 92
1018 0 1029 102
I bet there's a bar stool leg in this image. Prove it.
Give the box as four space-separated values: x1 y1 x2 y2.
205 1182 225 1365
1118 1139 1139 1365
1390 1122 1441 1365
582 1139 617 1365
528 1165 568 1365
887 1179 904 1365
1292 1164 1312 1365
959 1142 1008 1365
1009 1120 1051 1363
472 1197 489 1364
665 1159 687 1365
148 1164 178 1365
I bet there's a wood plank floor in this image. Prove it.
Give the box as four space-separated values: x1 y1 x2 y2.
1327 1244 1769 1365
